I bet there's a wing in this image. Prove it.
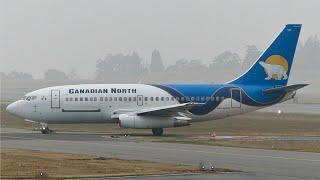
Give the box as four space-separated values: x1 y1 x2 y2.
136 102 204 116
112 102 204 118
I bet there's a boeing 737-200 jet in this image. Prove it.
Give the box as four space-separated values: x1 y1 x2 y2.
7 24 308 135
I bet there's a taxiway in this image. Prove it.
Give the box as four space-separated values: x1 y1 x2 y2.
1 128 319 180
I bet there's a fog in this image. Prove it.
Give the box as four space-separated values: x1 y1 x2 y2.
1 0 320 79
1 0 320 102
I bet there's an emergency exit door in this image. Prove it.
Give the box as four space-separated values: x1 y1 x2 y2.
137 95 143 106
51 89 60 108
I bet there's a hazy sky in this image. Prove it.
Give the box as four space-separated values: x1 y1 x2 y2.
1 0 320 78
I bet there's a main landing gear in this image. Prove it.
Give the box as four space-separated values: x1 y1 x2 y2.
40 122 52 134
152 128 164 136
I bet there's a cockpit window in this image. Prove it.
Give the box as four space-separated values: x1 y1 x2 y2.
23 96 37 101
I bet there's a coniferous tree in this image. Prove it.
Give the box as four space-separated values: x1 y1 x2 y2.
150 49 165 73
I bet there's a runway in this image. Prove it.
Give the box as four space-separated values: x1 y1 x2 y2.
1 128 320 180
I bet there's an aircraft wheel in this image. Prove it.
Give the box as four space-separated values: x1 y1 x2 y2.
41 127 50 134
152 128 163 136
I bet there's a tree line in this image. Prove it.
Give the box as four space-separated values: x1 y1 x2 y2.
1 35 319 82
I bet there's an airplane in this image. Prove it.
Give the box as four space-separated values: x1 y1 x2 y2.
6 24 308 135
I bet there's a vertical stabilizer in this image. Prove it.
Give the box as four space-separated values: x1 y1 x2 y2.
229 24 301 87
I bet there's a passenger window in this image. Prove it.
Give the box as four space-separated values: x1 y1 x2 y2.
69 97 73 101
114 97 117 101
119 97 122 101
124 97 127 101
100 97 104 101
175 97 180 101
150 97 154 101
93 97 97 101
216 97 219 101
201 96 205 102
128 97 132 101
211 97 215 101
75 97 78 101
166 97 169 101
191 97 195 101
171 97 175 101
186 97 190 101
66 97 69 101
161 97 164 101
109 97 112 101
132 97 136 101
85 97 88 101
80 97 83 101
180 97 185 101
105 97 108 101
89 97 93 101
144 97 148 101
155 97 159 101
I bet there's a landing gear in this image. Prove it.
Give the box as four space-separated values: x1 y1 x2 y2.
40 122 52 134
41 127 50 134
152 128 164 136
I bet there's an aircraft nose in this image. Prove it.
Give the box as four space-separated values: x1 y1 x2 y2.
6 101 23 117
6 102 16 114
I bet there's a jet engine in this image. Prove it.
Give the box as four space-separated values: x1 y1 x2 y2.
118 114 190 129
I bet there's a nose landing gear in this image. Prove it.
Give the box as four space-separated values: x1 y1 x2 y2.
40 122 53 134
40 127 50 134
152 128 164 136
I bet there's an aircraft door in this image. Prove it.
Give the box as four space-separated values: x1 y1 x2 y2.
231 88 241 108
137 95 143 106
51 89 60 108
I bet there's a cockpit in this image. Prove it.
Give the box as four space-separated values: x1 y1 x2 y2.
6 87 51 123
22 96 37 101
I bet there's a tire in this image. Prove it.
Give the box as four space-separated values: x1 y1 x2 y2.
41 127 49 134
152 128 164 136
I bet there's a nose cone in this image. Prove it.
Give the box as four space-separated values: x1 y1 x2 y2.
6 102 16 114
6 101 24 117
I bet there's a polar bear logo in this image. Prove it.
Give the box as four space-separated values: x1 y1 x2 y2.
259 61 288 80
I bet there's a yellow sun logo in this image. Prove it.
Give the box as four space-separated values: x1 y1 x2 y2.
265 55 289 72
259 55 289 80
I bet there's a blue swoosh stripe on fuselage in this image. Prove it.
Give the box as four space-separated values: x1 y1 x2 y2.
149 84 286 115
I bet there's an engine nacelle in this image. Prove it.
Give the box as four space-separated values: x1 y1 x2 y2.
119 114 190 129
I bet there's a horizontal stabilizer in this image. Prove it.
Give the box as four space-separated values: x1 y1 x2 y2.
263 84 308 95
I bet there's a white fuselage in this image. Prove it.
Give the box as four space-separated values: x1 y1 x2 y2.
7 84 272 126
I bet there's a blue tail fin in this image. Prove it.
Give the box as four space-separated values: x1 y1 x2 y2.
229 24 301 87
